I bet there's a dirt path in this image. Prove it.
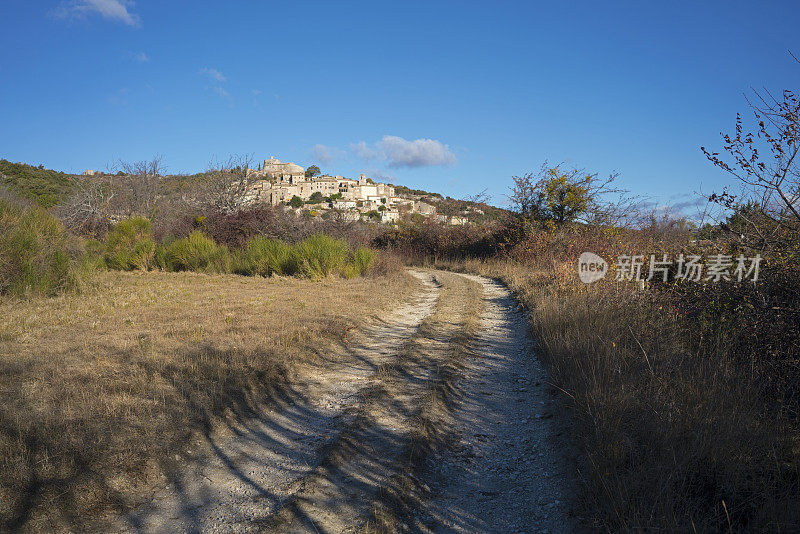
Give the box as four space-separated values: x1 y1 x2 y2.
412 274 579 534
262 271 484 533
105 271 577 533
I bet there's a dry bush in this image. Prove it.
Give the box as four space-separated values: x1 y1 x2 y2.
372 218 503 263
442 255 800 532
365 250 405 278
0 269 418 531
110 155 166 219
703 70 800 259
56 175 114 237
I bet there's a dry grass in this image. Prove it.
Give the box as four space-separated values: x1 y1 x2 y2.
0 269 417 531
440 258 800 533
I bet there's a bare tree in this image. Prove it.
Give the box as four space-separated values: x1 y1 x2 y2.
193 154 257 213
57 176 114 234
463 189 491 205
111 155 166 218
702 54 800 254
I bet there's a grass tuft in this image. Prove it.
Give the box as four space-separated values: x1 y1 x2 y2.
233 234 376 279
293 234 349 278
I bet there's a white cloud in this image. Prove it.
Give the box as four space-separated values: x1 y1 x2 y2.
51 0 141 27
351 141 380 161
671 197 707 213
200 67 227 82
351 136 457 168
365 168 397 182
380 136 457 167
128 51 148 63
311 144 339 165
211 86 230 98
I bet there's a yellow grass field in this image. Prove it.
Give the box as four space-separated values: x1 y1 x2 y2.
0 270 419 530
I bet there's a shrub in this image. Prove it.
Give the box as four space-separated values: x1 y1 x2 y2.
365 250 403 277
0 159 74 208
153 243 168 271
164 230 230 273
0 199 83 296
293 234 349 278
103 217 156 270
233 236 296 276
199 206 277 249
347 246 375 278
233 234 376 279
82 239 107 272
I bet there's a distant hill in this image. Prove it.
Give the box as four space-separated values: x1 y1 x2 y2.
0 160 512 222
425 196 510 223
0 160 78 208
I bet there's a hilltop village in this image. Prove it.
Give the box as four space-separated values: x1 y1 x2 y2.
242 156 471 225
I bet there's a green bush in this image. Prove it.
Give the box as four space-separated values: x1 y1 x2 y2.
104 217 156 271
349 247 375 277
82 239 108 272
153 243 168 271
233 236 296 276
0 200 83 296
0 159 75 208
293 234 349 278
164 230 230 273
234 234 375 279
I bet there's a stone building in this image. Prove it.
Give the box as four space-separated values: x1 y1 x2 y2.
298 176 338 198
250 156 305 184
380 210 400 223
413 201 437 216
238 154 461 226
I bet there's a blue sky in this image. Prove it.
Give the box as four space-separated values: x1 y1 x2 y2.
2 1 799 214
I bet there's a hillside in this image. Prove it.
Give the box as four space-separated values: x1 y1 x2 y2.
389 184 508 222
0 160 511 221
0 159 78 208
